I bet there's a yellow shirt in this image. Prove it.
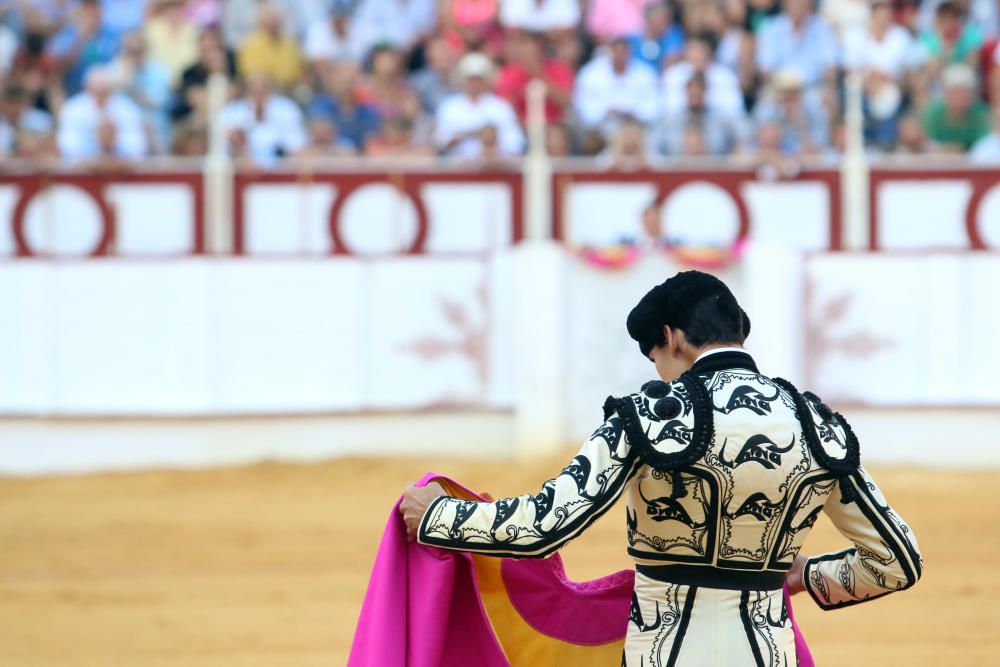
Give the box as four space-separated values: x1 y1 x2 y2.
237 30 304 89
145 18 199 87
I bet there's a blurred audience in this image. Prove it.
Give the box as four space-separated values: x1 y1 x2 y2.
58 66 147 163
145 0 199 86
495 31 573 123
655 72 747 155
574 38 659 137
217 73 305 167
922 63 989 150
0 0 995 168
237 3 303 91
662 31 744 116
435 52 524 158
627 2 686 71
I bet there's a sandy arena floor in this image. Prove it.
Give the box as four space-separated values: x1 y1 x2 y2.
0 456 997 666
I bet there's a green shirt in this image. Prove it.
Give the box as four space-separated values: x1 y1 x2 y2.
922 100 991 150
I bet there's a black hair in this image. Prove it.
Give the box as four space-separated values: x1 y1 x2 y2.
679 292 747 347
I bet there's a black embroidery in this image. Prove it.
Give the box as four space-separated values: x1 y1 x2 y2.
638 482 705 527
718 384 782 416
610 370 714 473
772 377 860 503
629 592 662 633
719 434 796 470
730 492 783 521
490 497 520 533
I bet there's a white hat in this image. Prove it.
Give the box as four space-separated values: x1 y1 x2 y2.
456 52 494 80
942 64 976 90
772 69 805 92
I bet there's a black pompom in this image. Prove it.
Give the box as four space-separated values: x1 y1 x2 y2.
642 380 670 398
653 397 682 419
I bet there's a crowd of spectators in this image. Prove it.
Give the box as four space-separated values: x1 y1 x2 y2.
3 0 1000 170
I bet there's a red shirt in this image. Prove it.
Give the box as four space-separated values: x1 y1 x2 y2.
494 60 574 123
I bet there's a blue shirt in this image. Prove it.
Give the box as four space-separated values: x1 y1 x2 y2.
756 14 839 87
49 25 120 94
308 95 381 149
627 25 685 71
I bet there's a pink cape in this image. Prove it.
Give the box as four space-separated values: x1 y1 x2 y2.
348 473 814 666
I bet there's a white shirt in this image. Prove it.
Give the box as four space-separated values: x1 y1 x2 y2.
574 55 660 128
970 133 1000 164
303 19 368 63
0 24 17 73
434 92 525 158
661 62 744 117
499 0 580 31
352 0 437 52
57 91 148 161
857 25 923 79
218 94 306 167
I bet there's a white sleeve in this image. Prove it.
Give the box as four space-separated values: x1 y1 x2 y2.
804 466 923 610
418 409 641 558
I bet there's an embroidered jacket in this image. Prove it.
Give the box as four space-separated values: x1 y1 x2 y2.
418 350 923 611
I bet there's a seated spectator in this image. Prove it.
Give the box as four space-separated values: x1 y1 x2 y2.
303 3 366 79
0 83 54 157
144 0 199 86
545 122 572 156
434 52 525 158
49 0 121 94
352 0 437 57
296 117 356 157
654 72 747 155
357 45 414 119
858 0 924 147
756 0 839 90
12 14 65 114
859 0 924 79
440 0 502 57
172 118 208 156
754 69 829 154
741 120 801 179
108 31 171 153
598 115 651 170
969 104 1000 162
499 0 581 66
222 0 327 49
101 0 147 41
172 27 236 122
919 0 986 70
410 37 458 112
237 3 303 91
217 73 306 167
494 31 574 123
57 66 148 162
499 0 580 34
662 31 744 116
922 63 990 150
365 116 435 157
574 38 659 136
587 0 651 44
895 112 931 153
627 2 685 72
309 63 382 151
